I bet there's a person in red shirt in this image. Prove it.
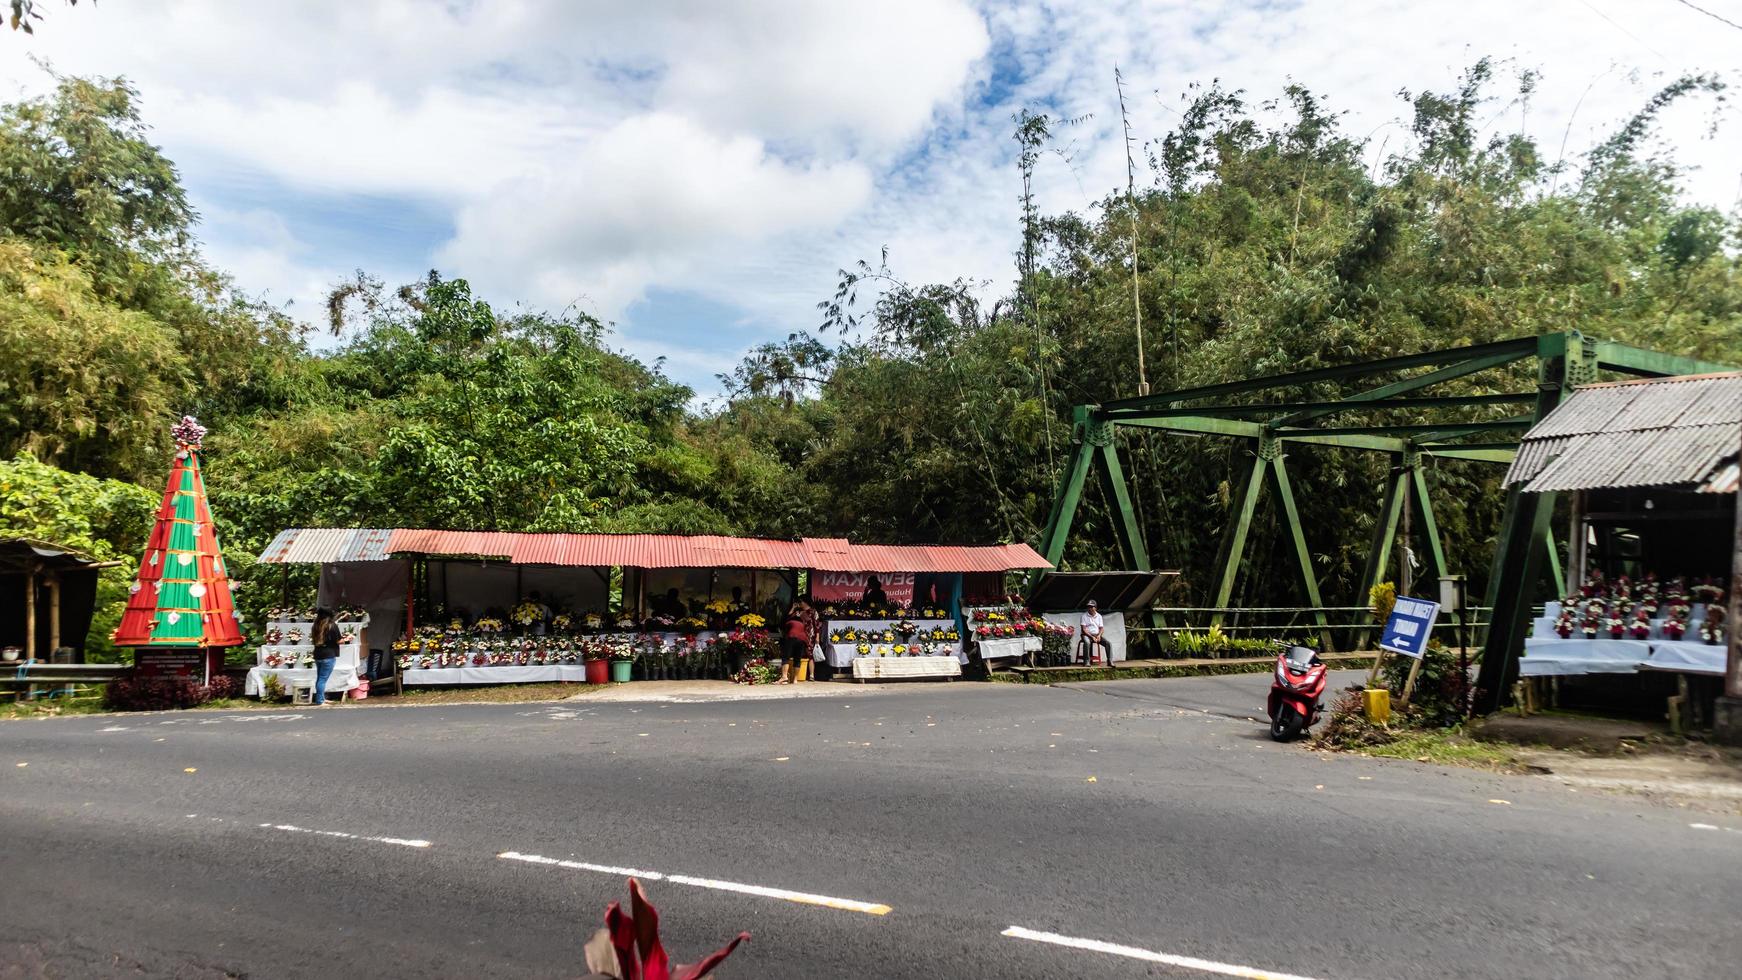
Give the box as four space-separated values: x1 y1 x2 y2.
778 600 811 684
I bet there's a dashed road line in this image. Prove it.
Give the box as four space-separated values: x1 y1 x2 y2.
497 850 891 915
1001 926 1324 980
259 822 431 848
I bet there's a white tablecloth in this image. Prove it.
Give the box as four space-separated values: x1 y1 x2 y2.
1641 641 1728 676
1520 638 1652 677
401 665 594 685
977 636 1042 661
257 641 362 670
245 664 360 697
823 619 959 667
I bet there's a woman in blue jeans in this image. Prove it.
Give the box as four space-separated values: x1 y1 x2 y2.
310 607 341 706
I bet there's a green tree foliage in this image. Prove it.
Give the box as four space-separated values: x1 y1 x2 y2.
1 62 1738 652
0 454 155 659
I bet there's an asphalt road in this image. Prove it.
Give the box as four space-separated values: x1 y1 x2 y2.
3 672 1738 979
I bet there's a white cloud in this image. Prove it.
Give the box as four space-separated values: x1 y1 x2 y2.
0 0 1736 393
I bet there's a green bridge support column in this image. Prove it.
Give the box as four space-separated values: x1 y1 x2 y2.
1268 448 1332 650
1209 442 1268 625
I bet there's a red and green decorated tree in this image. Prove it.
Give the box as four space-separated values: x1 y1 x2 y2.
112 417 246 659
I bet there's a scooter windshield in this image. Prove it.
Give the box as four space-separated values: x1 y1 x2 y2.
1283 646 1319 669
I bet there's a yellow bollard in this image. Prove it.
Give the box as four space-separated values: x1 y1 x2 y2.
1363 688 1391 726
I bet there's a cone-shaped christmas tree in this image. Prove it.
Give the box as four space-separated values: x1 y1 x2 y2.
112 416 246 652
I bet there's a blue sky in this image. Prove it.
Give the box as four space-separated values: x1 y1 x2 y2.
5 1 1739 399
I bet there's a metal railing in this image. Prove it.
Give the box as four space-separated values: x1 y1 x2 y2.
1128 605 1499 656
3 661 126 701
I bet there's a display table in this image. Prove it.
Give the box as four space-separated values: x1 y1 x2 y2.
1641 641 1727 676
248 633 364 697
401 665 592 685
1520 638 1652 677
977 636 1042 661
851 656 961 680
244 663 360 697
824 619 960 667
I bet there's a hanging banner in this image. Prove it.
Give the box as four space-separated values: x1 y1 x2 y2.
810 571 915 606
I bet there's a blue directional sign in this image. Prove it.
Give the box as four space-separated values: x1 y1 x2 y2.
1379 596 1441 658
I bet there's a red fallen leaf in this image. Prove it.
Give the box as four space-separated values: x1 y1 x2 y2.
583 878 750 980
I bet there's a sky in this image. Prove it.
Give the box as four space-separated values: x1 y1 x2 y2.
4 1 1739 397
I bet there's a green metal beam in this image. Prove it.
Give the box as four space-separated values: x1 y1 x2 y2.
1475 487 1557 712
1406 415 1536 444
1102 392 1534 421
1271 419 1532 439
1096 440 1150 572
1419 447 1517 463
1036 437 1094 571
1270 453 1333 649
1592 342 1734 379
1410 467 1448 583
1114 416 1268 438
1543 525 1565 597
1104 336 1543 412
1274 432 1411 453
1210 449 1268 617
1276 347 1541 426
1354 462 1408 649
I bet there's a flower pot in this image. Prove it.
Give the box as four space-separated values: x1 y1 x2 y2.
610 660 633 683
585 659 610 685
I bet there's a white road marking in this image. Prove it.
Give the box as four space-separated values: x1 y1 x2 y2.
1690 822 1719 830
99 726 129 732
260 823 431 849
497 850 891 915
1001 926 1324 980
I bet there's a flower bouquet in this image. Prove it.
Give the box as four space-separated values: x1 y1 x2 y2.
1605 614 1625 639
1628 611 1652 640
511 601 543 628
264 652 284 668
1552 612 1574 638
1700 605 1726 645
736 613 766 629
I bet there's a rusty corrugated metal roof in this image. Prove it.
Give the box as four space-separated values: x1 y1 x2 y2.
385 529 519 560
256 528 396 564
1505 373 1742 492
340 529 1056 572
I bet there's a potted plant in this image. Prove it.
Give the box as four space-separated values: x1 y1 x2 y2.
583 642 611 684
610 646 635 684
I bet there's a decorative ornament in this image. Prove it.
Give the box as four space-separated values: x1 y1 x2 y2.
177 552 193 567
167 612 181 625
189 583 208 598
129 582 142 594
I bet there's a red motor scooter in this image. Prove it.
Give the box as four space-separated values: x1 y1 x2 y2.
1266 644 1328 742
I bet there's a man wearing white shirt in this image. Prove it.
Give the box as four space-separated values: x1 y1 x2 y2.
1080 599 1110 663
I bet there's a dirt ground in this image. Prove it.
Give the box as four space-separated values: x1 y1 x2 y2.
1474 713 1742 815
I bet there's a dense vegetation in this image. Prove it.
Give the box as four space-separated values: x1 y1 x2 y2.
2 63 1737 657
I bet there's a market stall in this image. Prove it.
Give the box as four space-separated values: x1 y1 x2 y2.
807 540 1051 681
1494 373 1738 724
243 612 368 697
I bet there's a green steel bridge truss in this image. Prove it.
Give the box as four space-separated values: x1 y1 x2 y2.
1036 330 1732 712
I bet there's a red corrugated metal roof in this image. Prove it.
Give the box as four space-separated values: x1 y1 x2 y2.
507 533 812 569
812 541 1050 573
385 529 520 560
376 529 1050 573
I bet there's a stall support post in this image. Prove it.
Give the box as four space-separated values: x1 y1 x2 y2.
47 573 61 655
24 561 37 662
1714 424 1742 745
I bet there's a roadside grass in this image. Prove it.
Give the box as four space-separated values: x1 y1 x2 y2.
0 693 110 720
1355 728 1523 771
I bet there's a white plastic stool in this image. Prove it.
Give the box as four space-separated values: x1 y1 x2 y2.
292 680 317 705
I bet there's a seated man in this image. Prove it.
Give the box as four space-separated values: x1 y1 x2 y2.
1079 599 1111 662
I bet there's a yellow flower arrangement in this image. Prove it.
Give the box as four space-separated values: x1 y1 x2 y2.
705 599 732 614
736 613 766 628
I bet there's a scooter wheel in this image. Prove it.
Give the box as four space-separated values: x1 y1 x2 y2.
1270 710 1304 742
